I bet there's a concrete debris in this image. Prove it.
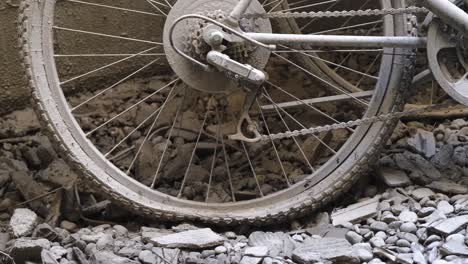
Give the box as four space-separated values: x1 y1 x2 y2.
150 228 224 249
429 215 468 236
426 180 468 194
9 208 38 237
377 167 412 187
292 238 359 263
332 196 380 226
248 232 295 258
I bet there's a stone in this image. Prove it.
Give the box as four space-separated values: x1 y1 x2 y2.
400 222 417 233
215 245 227 254
440 234 468 257
397 232 419 243
152 247 180 264
41 250 60 264
90 251 139 264
248 232 295 258
240 256 263 264
369 237 385 248
377 167 411 187
352 243 373 262
429 215 468 236
292 238 358 263
138 250 157 264
407 129 436 158
399 210 418 223
437 201 455 215
151 228 224 249
9 208 38 237
411 188 435 201
38 159 78 188
60 221 78 232
396 239 411 248
331 196 380 226
427 181 468 195
50 245 67 260
7 238 51 264
95 234 114 250
370 221 388 232
244 246 269 257
345 231 363 244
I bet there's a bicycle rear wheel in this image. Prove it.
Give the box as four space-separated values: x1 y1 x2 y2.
19 0 415 224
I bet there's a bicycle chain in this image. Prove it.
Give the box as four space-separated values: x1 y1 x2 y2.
242 6 429 19
240 6 442 142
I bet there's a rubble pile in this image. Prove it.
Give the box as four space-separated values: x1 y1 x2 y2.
0 108 467 263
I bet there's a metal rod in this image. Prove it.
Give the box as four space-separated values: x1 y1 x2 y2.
423 0 468 34
245 33 427 48
230 0 254 20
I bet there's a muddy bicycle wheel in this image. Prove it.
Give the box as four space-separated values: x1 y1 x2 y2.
19 0 415 224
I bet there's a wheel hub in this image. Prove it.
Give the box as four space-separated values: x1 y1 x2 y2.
163 0 272 94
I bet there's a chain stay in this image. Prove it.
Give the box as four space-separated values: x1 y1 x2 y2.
240 6 436 142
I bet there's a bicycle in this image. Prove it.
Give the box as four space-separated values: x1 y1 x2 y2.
18 0 468 224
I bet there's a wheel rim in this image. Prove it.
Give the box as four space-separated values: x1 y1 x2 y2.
27 0 403 219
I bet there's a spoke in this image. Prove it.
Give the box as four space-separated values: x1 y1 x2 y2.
356 53 381 87
178 111 209 198
205 109 221 202
240 141 264 197
261 90 374 110
218 112 236 202
64 0 162 16
53 26 163 45
104 90 178 157
55 53 165 57
144 0 167 16
148 0 170 7
86 78 179 136
267 0 286 13
72 58 160 111
312 20 383 35
282 0 337 12
262 88 337 155
256 99 291 186
126 82 179 175
151 88 187 188
273 53 369 106
262 88 316 171
60 46 158 85
276 46 378 80
267 80 356 131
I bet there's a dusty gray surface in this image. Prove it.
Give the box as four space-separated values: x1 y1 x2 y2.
0 0 165 115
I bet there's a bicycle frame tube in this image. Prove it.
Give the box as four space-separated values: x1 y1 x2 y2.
229 0 468 49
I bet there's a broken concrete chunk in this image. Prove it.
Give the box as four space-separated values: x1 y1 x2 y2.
240 256 263 264
292 238 359 264
429 215 468 236
248 232 295 258
332 196 380 226
377 167 412 187
440 234 468 257
9 208 38 238
90 250 140 264
410 188 435 201
244 246 269 257
407 129 436 158
426 180 468 194
7 238 51 264
150 228 224 249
